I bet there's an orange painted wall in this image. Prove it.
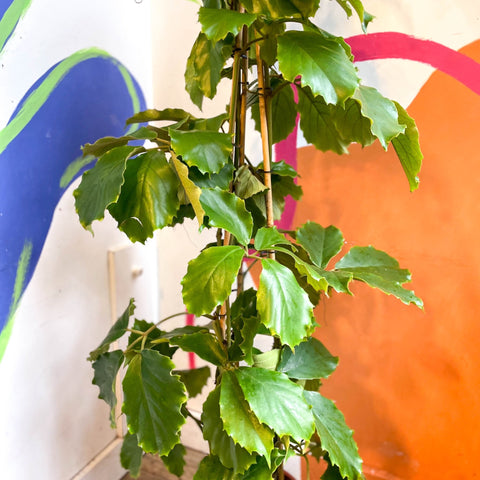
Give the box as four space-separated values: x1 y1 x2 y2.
298 41 480 479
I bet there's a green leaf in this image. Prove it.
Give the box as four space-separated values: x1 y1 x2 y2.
81 130 153 158
304 391 363 480
74 146 140 229
170 129 232 174
322 462 348 480
189 163 234 190
171 331 227 366
252 349 281 370
258 258 314 347
182 246 245 315
335 246 423 307
235 367 315 442
127 320 177 358
161 443 186 477
277 337 338 380
234 165 267 199
193 455 235 480
89 298 135 361
335 0 374 33
92 350 124 427
278 31 359 105
200 189 253 246
120 432 143 478
202 386 257 474
122 350 187 455
352 86 405 150
297 86 349 154
199 8 256 43
108 151 181 243
238 457 274 480
296 222 344 268
170 154 205 226
126 108 193 125
185 33 231 109
220 371 274 458
175 366 211 398
391 101 423 192
239 316 262 365
241 0 319 18
254 226 290 251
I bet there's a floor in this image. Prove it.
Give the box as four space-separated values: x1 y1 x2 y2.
121 449 205 480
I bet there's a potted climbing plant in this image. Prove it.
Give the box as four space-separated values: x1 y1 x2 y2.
74 0 423 478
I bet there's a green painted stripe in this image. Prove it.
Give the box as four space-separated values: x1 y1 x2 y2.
0 47 142 155
0 0 32 53
0 241 32 362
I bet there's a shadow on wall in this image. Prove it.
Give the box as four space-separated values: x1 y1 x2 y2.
297 40 480 480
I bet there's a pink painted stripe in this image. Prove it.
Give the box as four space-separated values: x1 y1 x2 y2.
186 313 196 369
346 32 480 96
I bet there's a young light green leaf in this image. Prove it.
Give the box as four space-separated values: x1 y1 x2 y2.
220 371 274 458
304 391 363 480
199 8 256 43
161 443 186 477
200 189 253 246
202 386 257 474
170 153 205 226
193 455 235 480
108 151 180 243
391 101 423 192
296 222 344 268
170 129 232 174
258 258 314 347
170 331 227 366
74 145 140 229
122 350 187 455
175 366 211 398
277 337 338 380
278 31 359 105
234 165 267 199
235 367 315 442
352 86 405 150
335 246 423 307
89 298 135 361
254 226 290 251
185 33 231 109
120 432 143 478
297 86 349 154
92 350 124 427
182 246 245 315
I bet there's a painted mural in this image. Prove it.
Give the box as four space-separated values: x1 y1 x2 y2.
0 0 146 360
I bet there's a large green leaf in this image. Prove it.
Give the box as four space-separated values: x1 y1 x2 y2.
352 86 405 150
335 246 423 307
175 367 210 398
170 153 205 226
297 86 349 154
304 391 363 480
202 386 257 474
170 129 232 174
392 101 423 192
235 367 315 442
182 246 245 315
220 371 274 458
258 258 314 347
200 188 253 246
92 350 124 427
241 0 319 18
108 150 180 243
254 226 290 251
277 337 338 380
199 8 256 43
120 432 143 478
185 33 231 109
170 331 227 366
122 350 187 455
89 298 135 361
278 31 359 105
161 443 186 477
74 145 140 229
296 222 344 269
193 455 235 480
